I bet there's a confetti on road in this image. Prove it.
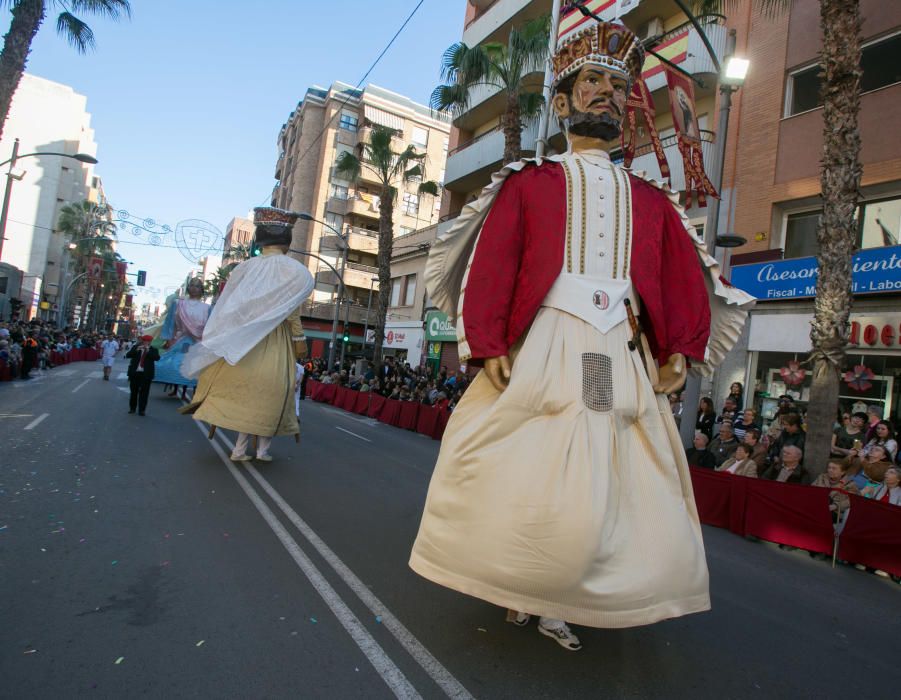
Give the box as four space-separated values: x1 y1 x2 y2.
23 649 37 655
114 657 124 665
375 616 382 624
40 548 46 552
196 640 205 647
111 560 118 566
477 628 487 633
310 617 317 623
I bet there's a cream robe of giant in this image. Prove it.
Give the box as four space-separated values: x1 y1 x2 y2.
409 150 754 628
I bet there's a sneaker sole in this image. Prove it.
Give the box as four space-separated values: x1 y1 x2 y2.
230 455 252 462
537 625 582 651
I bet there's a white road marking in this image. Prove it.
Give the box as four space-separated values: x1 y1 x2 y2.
189 420 422 700
117 387 130 394
24 413 49 430
116 372 128 380
0 413 32 418
87 371 103 379
54 369 77 377
335 426 372 443
71 379 90 393
211 428 472 700
321 405 380 425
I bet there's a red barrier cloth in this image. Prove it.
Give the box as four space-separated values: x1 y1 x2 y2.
838 495 901 577
0 359 10 381
416 407 440 438
335 387 356 411
689 468 733 530
353 392 371 415
366 394 386 419
377 398 402 425
397 402 420 431
312 382 336 403
743 479 835 554
433 409 450 440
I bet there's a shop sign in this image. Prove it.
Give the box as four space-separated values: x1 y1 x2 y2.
848 313 901 350
731 245 901 300
425 310 457 342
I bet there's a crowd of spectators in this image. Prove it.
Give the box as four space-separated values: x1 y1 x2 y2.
0 319 113 381
306 356 471 411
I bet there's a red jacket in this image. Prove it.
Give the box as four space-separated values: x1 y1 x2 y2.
461 161 711 365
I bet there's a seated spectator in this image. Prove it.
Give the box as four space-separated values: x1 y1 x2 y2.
859 420 898 461
709 422 739 466
811 459 860 515
761 445 809 484
716 397 739 426
685 433 716 469
856 445 894 496
863 404 883 442
766 395 797 442
731 408 760 442
832 411 867 457
433 391 449 411
868 467 901 505
767 413 806 467
715 443 758 477
695 397 716 441
744 428 767 473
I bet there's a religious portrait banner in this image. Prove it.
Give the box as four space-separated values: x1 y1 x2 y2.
623 79 669 180
115 261 127 282
88 257 103 280
665 66 718 207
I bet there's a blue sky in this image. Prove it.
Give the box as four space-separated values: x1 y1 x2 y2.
9 0 464 307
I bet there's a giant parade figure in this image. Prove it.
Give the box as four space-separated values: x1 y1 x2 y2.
409 16 754 651
179 207 314 462
153 276 211 399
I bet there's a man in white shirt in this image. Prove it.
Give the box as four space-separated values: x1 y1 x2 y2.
100 334 120 381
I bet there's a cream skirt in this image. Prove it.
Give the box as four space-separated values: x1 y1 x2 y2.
409 307 710 628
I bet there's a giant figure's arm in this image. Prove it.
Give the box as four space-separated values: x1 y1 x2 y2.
287 306 307 359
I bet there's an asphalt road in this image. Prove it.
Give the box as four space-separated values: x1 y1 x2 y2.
1 357 899 699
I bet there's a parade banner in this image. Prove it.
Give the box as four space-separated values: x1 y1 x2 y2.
665 66 717 207
88 256 103 280
115 261 127 282
623 80 670 179
557 0 617 43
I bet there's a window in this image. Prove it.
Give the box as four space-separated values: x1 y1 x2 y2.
330 184 348 200
403 274 417 306
398 226 415 237
784 210 822 259
786 33 901 116
403 192 419 216
325 212 344 234
0 277 7 294
783 195 901 258
390 278 403 307
411 125 429 150
339 111 359 132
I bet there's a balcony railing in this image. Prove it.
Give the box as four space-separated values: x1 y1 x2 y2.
449 125 501 157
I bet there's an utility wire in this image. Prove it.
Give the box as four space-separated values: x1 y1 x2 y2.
262 0 426 205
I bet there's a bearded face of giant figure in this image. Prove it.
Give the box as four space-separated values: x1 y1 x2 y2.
552 65 629 144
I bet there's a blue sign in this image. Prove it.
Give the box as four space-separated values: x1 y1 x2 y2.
730 245 901 300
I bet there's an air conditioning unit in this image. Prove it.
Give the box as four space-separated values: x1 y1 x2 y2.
637 17 665 43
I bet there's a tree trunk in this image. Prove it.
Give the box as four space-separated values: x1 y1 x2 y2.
0 0 45 142
805 0 862 478
373 187 394 367
502 92 522 165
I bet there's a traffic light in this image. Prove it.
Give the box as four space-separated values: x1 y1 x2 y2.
136 270 147 286
342 332 350 343
250 240 262 257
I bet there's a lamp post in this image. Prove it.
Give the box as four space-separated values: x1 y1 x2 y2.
678 30 750 449
362 276 377 358
297 212 347 370
0 138 98 261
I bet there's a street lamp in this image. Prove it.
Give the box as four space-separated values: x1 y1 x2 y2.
297 211 348 371
0 138 99 260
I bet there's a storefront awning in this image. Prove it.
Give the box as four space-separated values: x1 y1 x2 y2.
364 105 404 131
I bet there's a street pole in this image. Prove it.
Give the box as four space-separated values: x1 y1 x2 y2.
679 29 739 450
0 138 19 261
339 297 351 368
535 1 562 159
362 278 375 358
327 231 347 371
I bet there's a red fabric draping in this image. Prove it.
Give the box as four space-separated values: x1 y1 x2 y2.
312 382 337 403
0 359 10 381
353 392 371 415
433 409 450 440
416 407 440 439
366 393 386 419
689 468 734 530
0 348 99 381
397 401 420 431
378 398 402 426
335 386 357 411
742 479 835 554
838 494 901 577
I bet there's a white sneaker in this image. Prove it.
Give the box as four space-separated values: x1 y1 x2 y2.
538 622 582 651
255 453 273 462
506 610 531 626
230 453 252 462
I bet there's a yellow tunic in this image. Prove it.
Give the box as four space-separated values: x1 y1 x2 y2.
180 307 302 437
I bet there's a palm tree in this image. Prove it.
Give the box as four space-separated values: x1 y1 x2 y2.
694 0 861 476
334 124 439 365
431 14 549 165
0 0 131 140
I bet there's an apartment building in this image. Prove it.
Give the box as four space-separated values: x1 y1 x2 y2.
271 82 450 318
222 216 254 263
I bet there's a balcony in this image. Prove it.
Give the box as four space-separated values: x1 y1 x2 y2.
451 70 544 132
335 127 358 147
615 129 717 195
345 193 381 219
326 196 348 215
463 0 550 48
642 18 728 96
343 262 379 290
274 152 284 180
346 227 379 254
444 119 540 192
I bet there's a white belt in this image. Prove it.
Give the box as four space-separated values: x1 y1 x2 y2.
541 274 637 334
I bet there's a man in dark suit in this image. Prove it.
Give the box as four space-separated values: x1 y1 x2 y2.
126 335 160 416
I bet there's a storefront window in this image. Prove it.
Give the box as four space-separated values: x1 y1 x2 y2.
783 195 901 258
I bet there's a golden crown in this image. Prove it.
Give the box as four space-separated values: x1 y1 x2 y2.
253 206 299 228
552 20 645 88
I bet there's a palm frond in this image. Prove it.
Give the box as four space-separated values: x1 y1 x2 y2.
519 91 545 121
69 0 132 20
417 181 440 197
334 150 362 182
430 83 469 114
403 164 423 181
56 12 96 53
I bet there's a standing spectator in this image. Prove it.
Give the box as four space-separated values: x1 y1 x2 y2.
125 335 160 416
832 411 867 457
669 392 683 427
863 405 883 442
768 413 806 467
859 420 898 461
766 395 797 442
709 423 740 466
744 428 768 473
811 459 860 515
100 334 120 381
696 397 716 441
762 446 809 484
855 445 894 492
724 382 744 411
716 443 758 477
869 467 901 505
685 433 716 469
731 408 760 442
20 331 38 379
